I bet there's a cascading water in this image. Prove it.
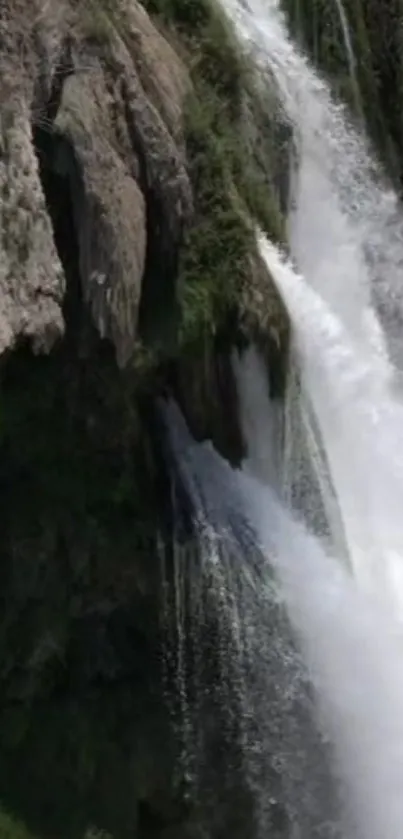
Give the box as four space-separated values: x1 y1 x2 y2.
219 0 403 372
231 347 283 490
216 0 403 609
258 234 403 618
162 401 345 839
161 1 403 837
231 348 403 839
237 467 403 839
162 396 403 839
233 345 348 554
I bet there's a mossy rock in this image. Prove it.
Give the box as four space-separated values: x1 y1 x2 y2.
140 0 289 348
281 0 403 184
0 3 292 837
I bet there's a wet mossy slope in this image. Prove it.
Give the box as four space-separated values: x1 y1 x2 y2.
281 0 403 186
142 0 289 347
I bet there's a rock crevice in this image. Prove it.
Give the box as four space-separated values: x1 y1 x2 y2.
1 0 193 365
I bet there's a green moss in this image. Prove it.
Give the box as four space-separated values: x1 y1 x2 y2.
138 0 287 345
176 95 248 344
0 808 38 839
140 0 216 34
280 0 403 183
177 90 285 344
77 0 288 351
80 0 116 42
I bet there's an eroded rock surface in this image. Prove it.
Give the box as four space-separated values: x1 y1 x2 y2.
0 0 192 363
0 2 292 837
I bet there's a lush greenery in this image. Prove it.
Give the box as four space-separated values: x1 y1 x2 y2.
142 0 286 345
281 0 403 186
0 808 38 839
83 0 288 350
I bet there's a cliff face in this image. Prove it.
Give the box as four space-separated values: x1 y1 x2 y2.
0 0 289 837
1 0 193 362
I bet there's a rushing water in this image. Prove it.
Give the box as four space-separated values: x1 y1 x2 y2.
220 0 403 371
217 0 403 608
232 344 403 839
238 470 403 839
258 235 403 617
162 394 403 839
162 400 345 838
162 1 403 837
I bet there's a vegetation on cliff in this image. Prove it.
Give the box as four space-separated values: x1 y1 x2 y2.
143 0 287 345
0 0 290 837
92 0 289 348
0 809 37 839
281 0 403 186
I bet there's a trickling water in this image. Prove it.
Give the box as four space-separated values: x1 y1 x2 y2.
332 0 362 119
231 346 283 489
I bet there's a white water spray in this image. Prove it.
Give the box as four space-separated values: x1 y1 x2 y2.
231 347 282 489
163 400 346 837
220 0 403 370
163 1 403 836
231 342 403 839
257 234 403 617
234 344 349 555
164 398 403 839
238 469 403 839
217 0 403 609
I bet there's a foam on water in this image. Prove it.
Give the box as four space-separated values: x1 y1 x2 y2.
163 399 403 839
257 234 403 618
162 2 403 836
220 0 403 370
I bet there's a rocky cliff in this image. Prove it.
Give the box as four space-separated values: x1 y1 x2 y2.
0 0 289 836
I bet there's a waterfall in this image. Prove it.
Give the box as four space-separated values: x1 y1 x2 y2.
220 0 403 371
233 344 349 555
231 346 283 489
217 0 403 611
231 349 403 839
162 397 403 839
161 1 403 837
257 234 403 618
161 400 345 838
238 469 403 839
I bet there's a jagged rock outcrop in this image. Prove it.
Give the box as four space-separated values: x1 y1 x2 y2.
0 0 193 364
0 97 65 353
